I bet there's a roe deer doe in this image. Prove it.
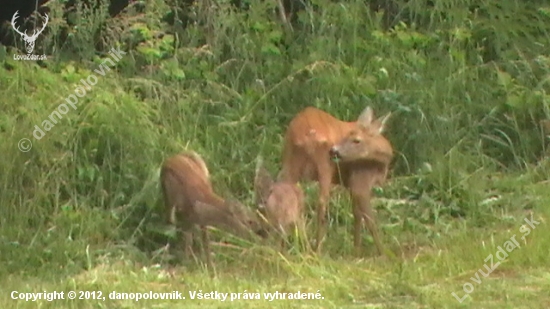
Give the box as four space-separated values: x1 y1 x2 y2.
254 157 305 250
160 151 264 266
278 106 393 256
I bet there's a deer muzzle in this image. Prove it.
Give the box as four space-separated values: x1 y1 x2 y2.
329 146 341 161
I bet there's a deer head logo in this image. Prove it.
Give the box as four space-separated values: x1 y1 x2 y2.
11 10 49 54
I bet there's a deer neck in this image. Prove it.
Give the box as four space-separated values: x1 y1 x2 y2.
347 165 382 198
198 195 252 237
196 195 230 223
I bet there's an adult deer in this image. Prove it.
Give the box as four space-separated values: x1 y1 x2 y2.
160 151 264 267
278 106 393 255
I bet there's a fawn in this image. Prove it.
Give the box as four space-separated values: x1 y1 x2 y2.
160 151 264 266
254 157 305 250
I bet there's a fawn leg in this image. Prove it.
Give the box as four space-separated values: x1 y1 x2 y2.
279 236 287 252
201 226 212 268
184 230 195 259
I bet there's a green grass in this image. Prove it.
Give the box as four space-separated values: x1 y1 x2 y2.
2 0 550 307
1 178 549 308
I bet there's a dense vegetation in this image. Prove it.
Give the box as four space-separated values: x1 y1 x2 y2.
1 0 549 308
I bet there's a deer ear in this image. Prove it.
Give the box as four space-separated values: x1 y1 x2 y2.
254 157 273 203
376 112 392 134
357 106 374 128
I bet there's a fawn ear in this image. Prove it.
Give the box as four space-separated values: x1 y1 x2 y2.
357 106 375 129
254 157 273 204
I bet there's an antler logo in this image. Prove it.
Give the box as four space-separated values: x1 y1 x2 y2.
11 10 49 54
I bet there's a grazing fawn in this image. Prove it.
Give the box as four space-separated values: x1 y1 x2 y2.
160 151 264 266
254 157 305 250
278 106 393 255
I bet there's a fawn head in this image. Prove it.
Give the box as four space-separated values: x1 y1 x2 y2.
329 106 391 163
195 198 266 239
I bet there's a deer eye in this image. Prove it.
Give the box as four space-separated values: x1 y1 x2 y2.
353 139 361 144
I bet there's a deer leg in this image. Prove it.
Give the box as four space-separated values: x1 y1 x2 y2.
297 218 310 252
184 230 194 259
351 196 364 256
315 160 334 253
280 144 307 183
201 226 213 268
278 225 288 252
359 197 384 256
279 236 287 252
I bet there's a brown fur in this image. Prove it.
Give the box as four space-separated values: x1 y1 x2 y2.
254 159 304 249
279 106 393 255
160 151 263 266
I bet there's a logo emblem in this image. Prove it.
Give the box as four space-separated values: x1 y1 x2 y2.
11 10 49 55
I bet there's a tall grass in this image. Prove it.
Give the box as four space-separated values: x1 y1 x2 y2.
1 0 549 307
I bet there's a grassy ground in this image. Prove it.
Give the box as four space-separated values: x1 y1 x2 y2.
2 1 550 308
2 167 549 308
2 57 549 309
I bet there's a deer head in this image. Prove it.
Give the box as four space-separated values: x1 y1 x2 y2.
11 10 49 54
329 106 392 163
